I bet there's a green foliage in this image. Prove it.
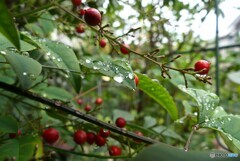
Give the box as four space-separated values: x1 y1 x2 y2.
5 51 42 90
137 73 178 120
179 86 240 151
133 143 238 161
0 135 42 161
0 1 20 50
0 116 18 133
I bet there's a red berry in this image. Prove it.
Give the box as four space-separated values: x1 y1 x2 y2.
84 105 92 112
99 39 107 48
42 128 59 144
95 98 103 105
194 60 210 75
9 130 22 139
87 132 96 145
79 9 85 16
134 74 139 86
99 128 110 138
134 131 143 143
77 99 83 105
76 24 85 33
71 0 82 6
120 44 130 54
95 134 106 146
115 117 126 128
109 145 122 156
73 130 87 145
84 8 101 26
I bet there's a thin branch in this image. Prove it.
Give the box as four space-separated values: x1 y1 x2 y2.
0 81 159 144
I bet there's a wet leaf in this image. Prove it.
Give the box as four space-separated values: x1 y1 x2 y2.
137 73 178 120
5 51 42 89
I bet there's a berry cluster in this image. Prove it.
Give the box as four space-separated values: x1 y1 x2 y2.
76 97 103 113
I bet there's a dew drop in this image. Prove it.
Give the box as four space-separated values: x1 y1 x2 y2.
57 58 62 62
22 51 29 56
23 72 27 76
46 52 51 56
85 59 91 63
113 75 124 83
51 56 56 60
0 51 7 55
193 112 198 116
227 118 231 121
93 66 100 70
128 73 134 79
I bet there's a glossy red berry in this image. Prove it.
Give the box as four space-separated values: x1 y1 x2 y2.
134 131 143 143
95 98 103 105
95 134 107 146
99 39 107 48
76 24 85 33
99 128 110 138
120 44 130 54
74 130 87 145
87 132 96 145
77 99 83 105
134 74 139 86
115 117 126 128
9 130 22 139
71 0 82 6
79 9 85 16
42 128 59 144
84 105 92 112
194 60 210 75
109 145 122 156
84 8 101 26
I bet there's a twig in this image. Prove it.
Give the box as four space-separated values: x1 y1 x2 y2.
0 81 159 144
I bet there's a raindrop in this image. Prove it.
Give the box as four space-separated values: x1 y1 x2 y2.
29 74 36 80
65 74 70 78
0 51 7 55
22 51 29 56
227 118 231 121
57 58 62 62
128 73 134 79
113 75 124 83
23 72 27 76
205 118 210 122
227 134 233 141
85 59 91 63
51 56 56 60
46 52 51 56
193 112 198 116
152 79 159 83
93 66 100 70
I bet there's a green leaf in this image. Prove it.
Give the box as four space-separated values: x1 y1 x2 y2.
179 86 240 150
22 34 81 93
153 126 184 142
42 40 81 93
0 135 42 161
5 52 42 89
202 114 240 151
0 1 20 50
0 116 18 133
133 143 238 161
34 86 73 102
25 23 44 37
228 71 240 84
38 12 56 35
0 33 36 51
0 139 18 160
113 109 135 122
143 116 157 128
80 58 136 89
136 73 178 120
178 85 219 123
